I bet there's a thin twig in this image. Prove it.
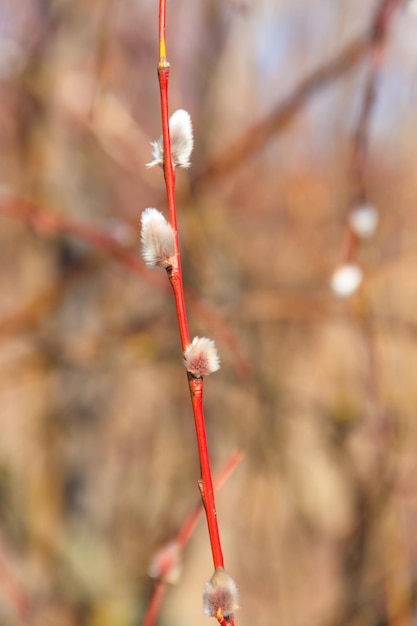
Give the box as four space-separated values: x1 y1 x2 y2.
155 3 235 624
343 0 402 263
195 0 401 189
351 0 402 205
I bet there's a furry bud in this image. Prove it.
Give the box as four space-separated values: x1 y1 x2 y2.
348 203 378 238
184 337 220 377
330 263 363 298
140 208 175 269
202 567 239 620
148 541 182 584
146 109 194 168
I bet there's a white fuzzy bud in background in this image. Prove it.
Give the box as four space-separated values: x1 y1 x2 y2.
140 208 175 269
202 567 239 620
148 541 182 584
146 109 194 169
103 218 137 246
184 337 220 377
348 203 379 238
330 263 363 298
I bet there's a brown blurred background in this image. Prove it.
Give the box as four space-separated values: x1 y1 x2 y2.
0 0 417 625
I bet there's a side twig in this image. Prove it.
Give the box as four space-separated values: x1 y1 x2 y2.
142 450 244 626
330 0 402 298
0 193 251 374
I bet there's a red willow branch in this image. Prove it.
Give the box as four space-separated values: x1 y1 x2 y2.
142 2 239 623
157 0 223 570
157 4 190 353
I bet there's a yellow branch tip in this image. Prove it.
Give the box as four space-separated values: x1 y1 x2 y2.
159 40 169 68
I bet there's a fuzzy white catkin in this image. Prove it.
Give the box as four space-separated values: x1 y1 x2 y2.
146 109 194 168
183 337 220 377
202 567 239 619
140 208 175 269
148 541 182 584
348 203 379 238
331 263 363 298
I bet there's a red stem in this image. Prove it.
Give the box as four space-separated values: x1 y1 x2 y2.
158 69 177 231
158 67 190 350
167 265 190 351
177 449 243 548
156 0 227 600
141 581 167 626
190 376 224 569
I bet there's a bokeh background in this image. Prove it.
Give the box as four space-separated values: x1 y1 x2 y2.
0 0 417 625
